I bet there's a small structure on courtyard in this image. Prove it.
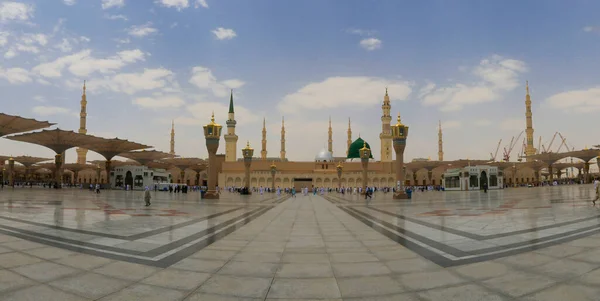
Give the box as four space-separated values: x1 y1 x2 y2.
443 165 503 191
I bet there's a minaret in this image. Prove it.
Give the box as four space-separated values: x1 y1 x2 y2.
328 116 333 154
379 88 393 162
438 120 444 161
76 81 88 164
261 117 267 160
347 118 352 156
224 90 238 162
280 116 286 161
169 120 175 155
524 81 536 159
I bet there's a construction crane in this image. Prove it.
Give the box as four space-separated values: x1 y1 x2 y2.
518 138 526 161
537 136 542 154
556 132 571 153
543 132 559 153
490 139 502 161
503 131 524 161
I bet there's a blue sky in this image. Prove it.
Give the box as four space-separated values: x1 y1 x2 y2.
1 0 599 163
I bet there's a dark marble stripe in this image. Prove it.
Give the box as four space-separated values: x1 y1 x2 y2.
0 206 275 267
0 206 245 241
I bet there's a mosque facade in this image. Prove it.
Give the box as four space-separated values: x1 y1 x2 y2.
70 84 547 189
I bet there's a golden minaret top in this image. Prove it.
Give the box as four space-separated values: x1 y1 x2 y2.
328 116 333 154
261 117 267 160
170 120 175 155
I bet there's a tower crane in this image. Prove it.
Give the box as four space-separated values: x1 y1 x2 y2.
490 139 502 161
503 131 524 161
556 132 572 153
537 136 542 154
543 132 559 153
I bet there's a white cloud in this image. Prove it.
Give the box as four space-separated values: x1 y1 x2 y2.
114 37 130 44
0 67 31 84
187 101 259 126
37 78 50 85
347 28 376 36
0 31 8 46
500 118 524 131
33 95 46 102
474 119 492 126
189 66 245 97
420 55 527 111
156 0 189 10
102 0 125 9
0 2 33 23
133 95 185 109
170 22 178 28
195 0 208 8
63 0 76 5
359 38 382 51
33 49 146 78
105 14 128 21
4 49 16 58
278 76 412 114
545 87 600 113
31 106 77 117
443 120 461 129
55 38 72 52
88 68 177 95
583 26 600 33
127 23 157 37
80 36 91 42
212 28 236 40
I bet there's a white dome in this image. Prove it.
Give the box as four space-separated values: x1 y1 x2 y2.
315 148 334 162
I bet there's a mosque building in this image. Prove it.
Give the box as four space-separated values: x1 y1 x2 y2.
68 82 572 189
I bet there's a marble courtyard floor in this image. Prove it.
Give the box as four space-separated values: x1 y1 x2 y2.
0 187 600 300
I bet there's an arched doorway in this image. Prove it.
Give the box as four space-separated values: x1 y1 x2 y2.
125 171 133 188
480 171 488 190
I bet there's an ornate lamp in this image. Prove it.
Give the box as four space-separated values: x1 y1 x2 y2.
359 142 371 194
336 162 343 191
391 113 409 199
242 141 254 194
203 112 223 199
270 161 277 192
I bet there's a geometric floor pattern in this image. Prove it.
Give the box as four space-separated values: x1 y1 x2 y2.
0 186 600 300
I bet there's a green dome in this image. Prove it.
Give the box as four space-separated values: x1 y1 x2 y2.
347 137 374 159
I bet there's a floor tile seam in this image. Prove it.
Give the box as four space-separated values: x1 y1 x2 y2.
184 197 292 300
4 265 90 296
321 196 394 286
43 270 135 301
1 242 49 253
476 273 571 300
0 274 40 298
349 206 600 261
0 210 262 259
344 206 470 258
0 205 247 242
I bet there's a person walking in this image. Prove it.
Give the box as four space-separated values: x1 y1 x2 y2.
144 186 152 206
593 177 599 205
95 183 100 194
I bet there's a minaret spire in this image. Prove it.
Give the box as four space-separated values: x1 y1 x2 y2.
169 120 175 155
280 116 286 161
347 117 352 156
224 89 239 162
438 120 443 161
76 80 88 164
380 88 393 162
261 117 267 160
328 116 333 154
524 80 536 160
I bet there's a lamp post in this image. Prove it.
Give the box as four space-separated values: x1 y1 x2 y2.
8 157 14 187
242 141 254 194
391 113 409 199
270 161 276 192
336 163 343 192
359 142 371 195
95 164 101 184
203 112 223 199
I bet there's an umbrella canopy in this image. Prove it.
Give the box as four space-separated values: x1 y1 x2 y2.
119 150 175 166
159 157 206 171
81 137 151 161
12 156 52 167
5 128 101 154
0 113 54 137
